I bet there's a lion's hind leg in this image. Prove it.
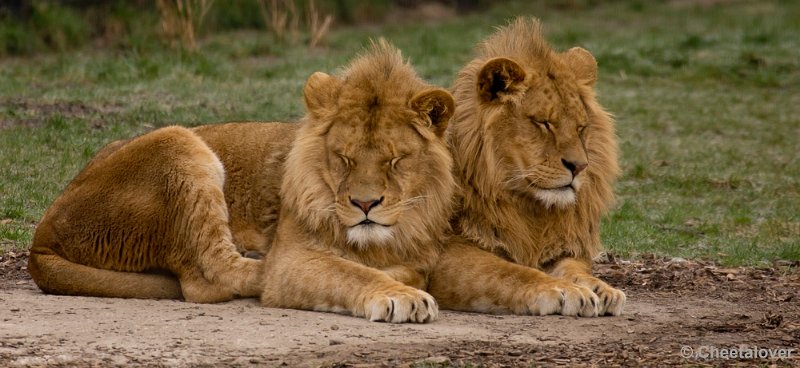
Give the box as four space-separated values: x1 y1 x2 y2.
178 250 263 303
160 128 264 302
178 268 241 303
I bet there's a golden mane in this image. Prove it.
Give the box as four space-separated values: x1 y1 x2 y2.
449 17 619 267
280 40 455 267
480 18 552 67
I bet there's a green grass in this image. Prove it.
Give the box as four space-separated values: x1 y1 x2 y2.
1 1 798 266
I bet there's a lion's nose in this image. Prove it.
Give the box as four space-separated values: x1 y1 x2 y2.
562 158 588 177
350 196 384 215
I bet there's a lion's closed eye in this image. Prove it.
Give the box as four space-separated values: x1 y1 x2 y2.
336 153 353 167
390 156 405 170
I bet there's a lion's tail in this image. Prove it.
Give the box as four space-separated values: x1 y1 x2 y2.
27 248 183 300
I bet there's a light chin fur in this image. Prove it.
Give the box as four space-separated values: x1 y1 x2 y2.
346 225 394 248
534 178 581 209
534 188 576 209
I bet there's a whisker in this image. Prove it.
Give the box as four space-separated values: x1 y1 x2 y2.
503 169 533 185
502 175 525 185
314 204 338 213
399 195 429 208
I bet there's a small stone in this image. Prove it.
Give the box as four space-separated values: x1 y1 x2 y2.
330 324 339 330
329 339 344 346
415 356 450 365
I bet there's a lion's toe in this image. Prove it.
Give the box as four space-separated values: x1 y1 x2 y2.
526 287 562 316
526 282 600 317
365 288 438 323
575 276 626 316
560 285 599 317
598 287 626 316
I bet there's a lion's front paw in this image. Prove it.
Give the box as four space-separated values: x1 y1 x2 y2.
364 287 438 323
579 278 626 316
524 280 599 317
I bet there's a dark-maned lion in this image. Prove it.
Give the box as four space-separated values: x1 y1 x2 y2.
429 18 626 317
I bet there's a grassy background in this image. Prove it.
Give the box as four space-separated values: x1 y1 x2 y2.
1 1 798 266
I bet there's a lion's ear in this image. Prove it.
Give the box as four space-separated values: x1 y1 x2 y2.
477 57 526 103
410 88 455 137
303 72 341 118
564 47 597 86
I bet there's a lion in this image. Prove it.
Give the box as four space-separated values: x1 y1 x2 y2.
27 122 302 302
27 123 265 303
28 41 456 322
258 41 455 323
428 18 626 316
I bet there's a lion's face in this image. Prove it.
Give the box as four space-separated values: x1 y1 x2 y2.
326 109 442 246
283 69 455 249
473 49 598 209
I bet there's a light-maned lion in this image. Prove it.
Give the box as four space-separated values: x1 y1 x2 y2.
258 41 455 323
28 41 455 315
428 18 626 316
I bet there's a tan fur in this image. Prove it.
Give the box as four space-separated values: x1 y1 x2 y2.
259 40 456 323
28 41 455 315
27 124 292 302
429 18 626 316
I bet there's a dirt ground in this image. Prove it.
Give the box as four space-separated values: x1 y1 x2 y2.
1 251 798 367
